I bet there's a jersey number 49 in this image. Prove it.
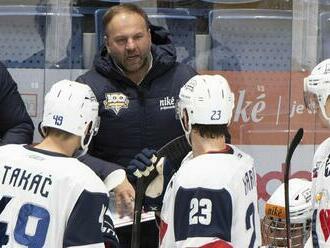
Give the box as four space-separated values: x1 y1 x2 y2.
0 196 50 248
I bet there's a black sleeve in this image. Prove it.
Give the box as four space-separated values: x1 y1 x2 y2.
63 190 119 247
0 62 34 144
76 151 124 181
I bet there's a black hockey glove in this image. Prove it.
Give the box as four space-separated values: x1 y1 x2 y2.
127 148 174 211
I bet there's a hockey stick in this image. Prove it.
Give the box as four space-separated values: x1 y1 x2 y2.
284 128 304 248
131 135 191 248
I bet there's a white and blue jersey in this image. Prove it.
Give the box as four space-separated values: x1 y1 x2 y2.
0 144 117 248
159 145 261 248
310 138 330 247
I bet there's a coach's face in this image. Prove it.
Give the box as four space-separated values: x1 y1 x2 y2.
105 12 151 74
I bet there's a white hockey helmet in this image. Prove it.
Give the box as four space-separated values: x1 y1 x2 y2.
40 80 100 152
304 59 330 127
176 74 235 143
262 178 312 247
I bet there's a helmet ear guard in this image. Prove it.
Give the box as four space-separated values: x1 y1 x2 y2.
176 75 235 144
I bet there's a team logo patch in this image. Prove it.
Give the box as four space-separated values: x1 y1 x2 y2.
103 92 129 115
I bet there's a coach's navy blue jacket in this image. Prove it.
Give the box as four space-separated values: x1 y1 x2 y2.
0 62 34 145
77 25 197 167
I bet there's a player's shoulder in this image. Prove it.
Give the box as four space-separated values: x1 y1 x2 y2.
0 145 107 193
0 144 31 159
315 138 330 157
176 145 255 188
313 137 330 171
181 145 254 170
228 144 254 165
63 158 108 194
0 143 24 152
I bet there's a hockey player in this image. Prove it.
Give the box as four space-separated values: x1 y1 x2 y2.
261 178 312 247
128 75 261 247
0 80 118 247
304 58 330 247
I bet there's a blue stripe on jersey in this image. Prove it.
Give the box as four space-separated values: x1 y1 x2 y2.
174 187 232 242
63 190 110 247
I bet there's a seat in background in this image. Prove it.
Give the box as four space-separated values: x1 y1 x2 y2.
319 11 330 62
0 5 83 69
209 9 292 71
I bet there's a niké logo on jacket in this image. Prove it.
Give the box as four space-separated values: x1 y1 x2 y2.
160 96 175 111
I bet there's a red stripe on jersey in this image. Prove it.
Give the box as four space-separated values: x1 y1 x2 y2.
159 219 168 245
200 240 233 248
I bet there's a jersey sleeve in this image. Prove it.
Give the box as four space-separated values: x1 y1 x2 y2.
76 151 124 181
63 189 119 248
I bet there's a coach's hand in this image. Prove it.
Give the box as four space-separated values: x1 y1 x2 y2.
113 177 135 218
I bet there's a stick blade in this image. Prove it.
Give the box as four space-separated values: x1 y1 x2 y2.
156 135 191 170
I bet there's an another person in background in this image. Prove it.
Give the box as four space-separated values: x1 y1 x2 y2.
304 58 330 247
129 75 260 247
261 178 312 247
0 62 34 145
0 80 118 247
77 3 197 247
